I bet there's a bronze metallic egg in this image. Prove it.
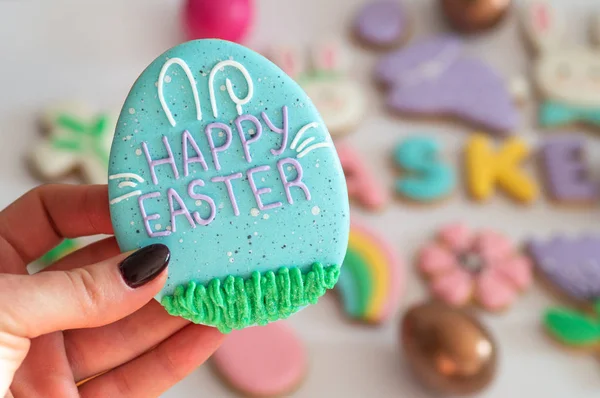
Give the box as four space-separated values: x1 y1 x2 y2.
440 0 511 33
400 302 498 395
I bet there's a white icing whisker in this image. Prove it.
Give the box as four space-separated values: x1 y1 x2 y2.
158 58 202 127
296 137 316 152
110 190 142 205
109 173 145 183
291 122 318 150
297 142 332 158
209 60 254 117
118 181 138 188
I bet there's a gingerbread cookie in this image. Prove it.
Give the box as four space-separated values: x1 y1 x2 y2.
465 134 538 204
29 103 116 184
528 235 600 306
335 221 403 324
418 223 532 311
108 39 350 333
336 142 388 211
521 1 600 130
353 0 410 49
539 136 599 205
270 41 366 138
212 322 307 397
375 35 518 135
394 136 456 203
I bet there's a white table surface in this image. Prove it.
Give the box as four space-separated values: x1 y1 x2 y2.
1 0 600 397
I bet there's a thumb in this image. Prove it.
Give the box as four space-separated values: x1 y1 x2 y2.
0 244 170 339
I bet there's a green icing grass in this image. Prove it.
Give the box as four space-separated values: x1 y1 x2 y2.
161 262 341 333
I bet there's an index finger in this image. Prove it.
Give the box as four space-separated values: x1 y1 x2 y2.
0 184 113 266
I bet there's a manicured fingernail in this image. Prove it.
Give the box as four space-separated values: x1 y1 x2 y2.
119 244 170 288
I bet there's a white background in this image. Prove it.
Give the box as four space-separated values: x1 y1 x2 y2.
1 0 600 397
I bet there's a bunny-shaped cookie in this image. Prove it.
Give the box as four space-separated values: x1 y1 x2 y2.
522 1 600 128
271 41 366 138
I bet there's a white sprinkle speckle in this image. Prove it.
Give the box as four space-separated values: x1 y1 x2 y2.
261 177 266 182
218 131 225 137
263 214 270 220
250 208 260 217
130 221 135 226
164 75 172 83
128 108 135 114
248 128 255 135
315 163 320 168
287 166 292 171
229 257 235 263
227 252 232 257
179 239 183 243
311 206 321 215
195 200 202 206
155 224 162 230
166 226 172 231
220 84 226 91
218 202 225 209
135 149 142 156
254 232 258 236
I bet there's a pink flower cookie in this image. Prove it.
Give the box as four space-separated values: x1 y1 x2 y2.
418 223 532 311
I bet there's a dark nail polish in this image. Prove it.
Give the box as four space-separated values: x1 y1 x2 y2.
119 244 170 288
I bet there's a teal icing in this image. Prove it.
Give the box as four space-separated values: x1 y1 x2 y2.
540 100 600 127
108 40 349 306
394 136 455 201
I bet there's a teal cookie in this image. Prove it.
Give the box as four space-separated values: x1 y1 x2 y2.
108 40 349 333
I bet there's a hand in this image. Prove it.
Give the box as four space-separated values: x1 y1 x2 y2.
0 185 224 398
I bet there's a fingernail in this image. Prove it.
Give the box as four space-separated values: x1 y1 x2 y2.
119 244 170 288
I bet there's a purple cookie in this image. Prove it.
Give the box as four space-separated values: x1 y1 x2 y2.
540 136 599 204
528 236 600 303
354 1 408 47
375 35 518 135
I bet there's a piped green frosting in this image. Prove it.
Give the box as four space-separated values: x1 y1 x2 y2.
161 263 341 333
543 304 600 347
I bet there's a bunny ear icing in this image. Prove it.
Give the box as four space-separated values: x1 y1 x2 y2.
521 0 565 53
311 39 349 73
269 45 306 79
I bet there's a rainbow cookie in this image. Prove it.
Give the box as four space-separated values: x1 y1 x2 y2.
336 142 388 211
108 39 350 333
335 222 403 324
465 134 538 204
394 136 456 203
352 0 410 49
375 35 518 135
543 303 600 352
528 235 600 307
539 136 599 205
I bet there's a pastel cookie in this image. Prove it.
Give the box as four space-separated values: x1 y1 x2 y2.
108 39 350 333
270 41 366 138
335 221 403 324
539 136 598 205
29 103 116 184
353 0 409 48
543 303 600 352
521 1 600 129
394 136 456 203
336 142 388 211
212 322 307 397
528 235 600 305
375 35 518 135
465 134 538 204
441 0 511 33
418 223 532 311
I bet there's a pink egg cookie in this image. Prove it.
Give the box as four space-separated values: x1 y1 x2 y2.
212 322 307 397
336 142 388 211
183 0 253 43
418 223 532 312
